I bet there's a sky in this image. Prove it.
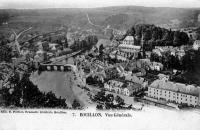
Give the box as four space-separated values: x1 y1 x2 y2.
0 0 200 9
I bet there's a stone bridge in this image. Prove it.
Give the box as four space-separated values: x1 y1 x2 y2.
38 63 77 72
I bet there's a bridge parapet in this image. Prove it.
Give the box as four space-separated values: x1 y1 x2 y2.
39 64 72 72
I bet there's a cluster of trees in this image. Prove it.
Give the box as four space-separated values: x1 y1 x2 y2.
94 91 126 110
70 35 98 51
86 76 104 87
126 24 191 50
150 49 200 72
105 67 120 80
0 44 12 63
0 35 12 62
72 99 82 109
150 52 181 70
194 27 200 40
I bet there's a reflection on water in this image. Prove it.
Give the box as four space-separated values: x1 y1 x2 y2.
30 71 76 106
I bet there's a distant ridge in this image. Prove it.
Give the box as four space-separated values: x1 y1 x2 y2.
0 5 200 33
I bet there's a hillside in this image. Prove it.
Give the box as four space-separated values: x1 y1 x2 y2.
0 6 200 34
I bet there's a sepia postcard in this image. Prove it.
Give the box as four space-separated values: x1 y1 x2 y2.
0 0 200 130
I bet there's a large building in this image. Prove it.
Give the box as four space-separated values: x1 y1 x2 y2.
119 35 141 52
147 77 200 107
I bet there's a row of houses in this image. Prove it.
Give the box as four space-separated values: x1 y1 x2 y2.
139 59 164 71
153 46 186 60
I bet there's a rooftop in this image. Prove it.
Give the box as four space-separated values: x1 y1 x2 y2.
150 79 200 97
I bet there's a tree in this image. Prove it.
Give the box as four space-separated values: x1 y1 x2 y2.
105 94 114 102
42 42 50 51
151 30 159 41
0 44 12 62
72 99 81 109
126 26 135 36
110 32 114 41
143 29 152 41
115 95 125 106
179 32 189 45
85 35 98 50
94 90 106 102
181 50 196 71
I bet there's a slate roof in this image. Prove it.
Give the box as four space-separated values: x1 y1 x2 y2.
150 79 200 97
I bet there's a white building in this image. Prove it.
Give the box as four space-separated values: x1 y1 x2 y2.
119 35 141 52
193 40 200 50
123 35 135 45
147 78 200 107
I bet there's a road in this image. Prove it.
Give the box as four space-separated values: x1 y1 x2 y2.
86 13 119 33
86 13 104 28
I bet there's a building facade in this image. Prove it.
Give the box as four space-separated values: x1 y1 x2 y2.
147 78 200 107
193 40 200 50
104 79 146 96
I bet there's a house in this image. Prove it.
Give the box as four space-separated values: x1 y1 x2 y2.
21 47 30 56
104 79 145 96
145 51 152 59
176 49 185 60
125 74 148 88
124 82 144 96
139 59 163 71
147 78 200 107
193 40 200 50
104 79 124 94
157 73 170 81
152 48 162 57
